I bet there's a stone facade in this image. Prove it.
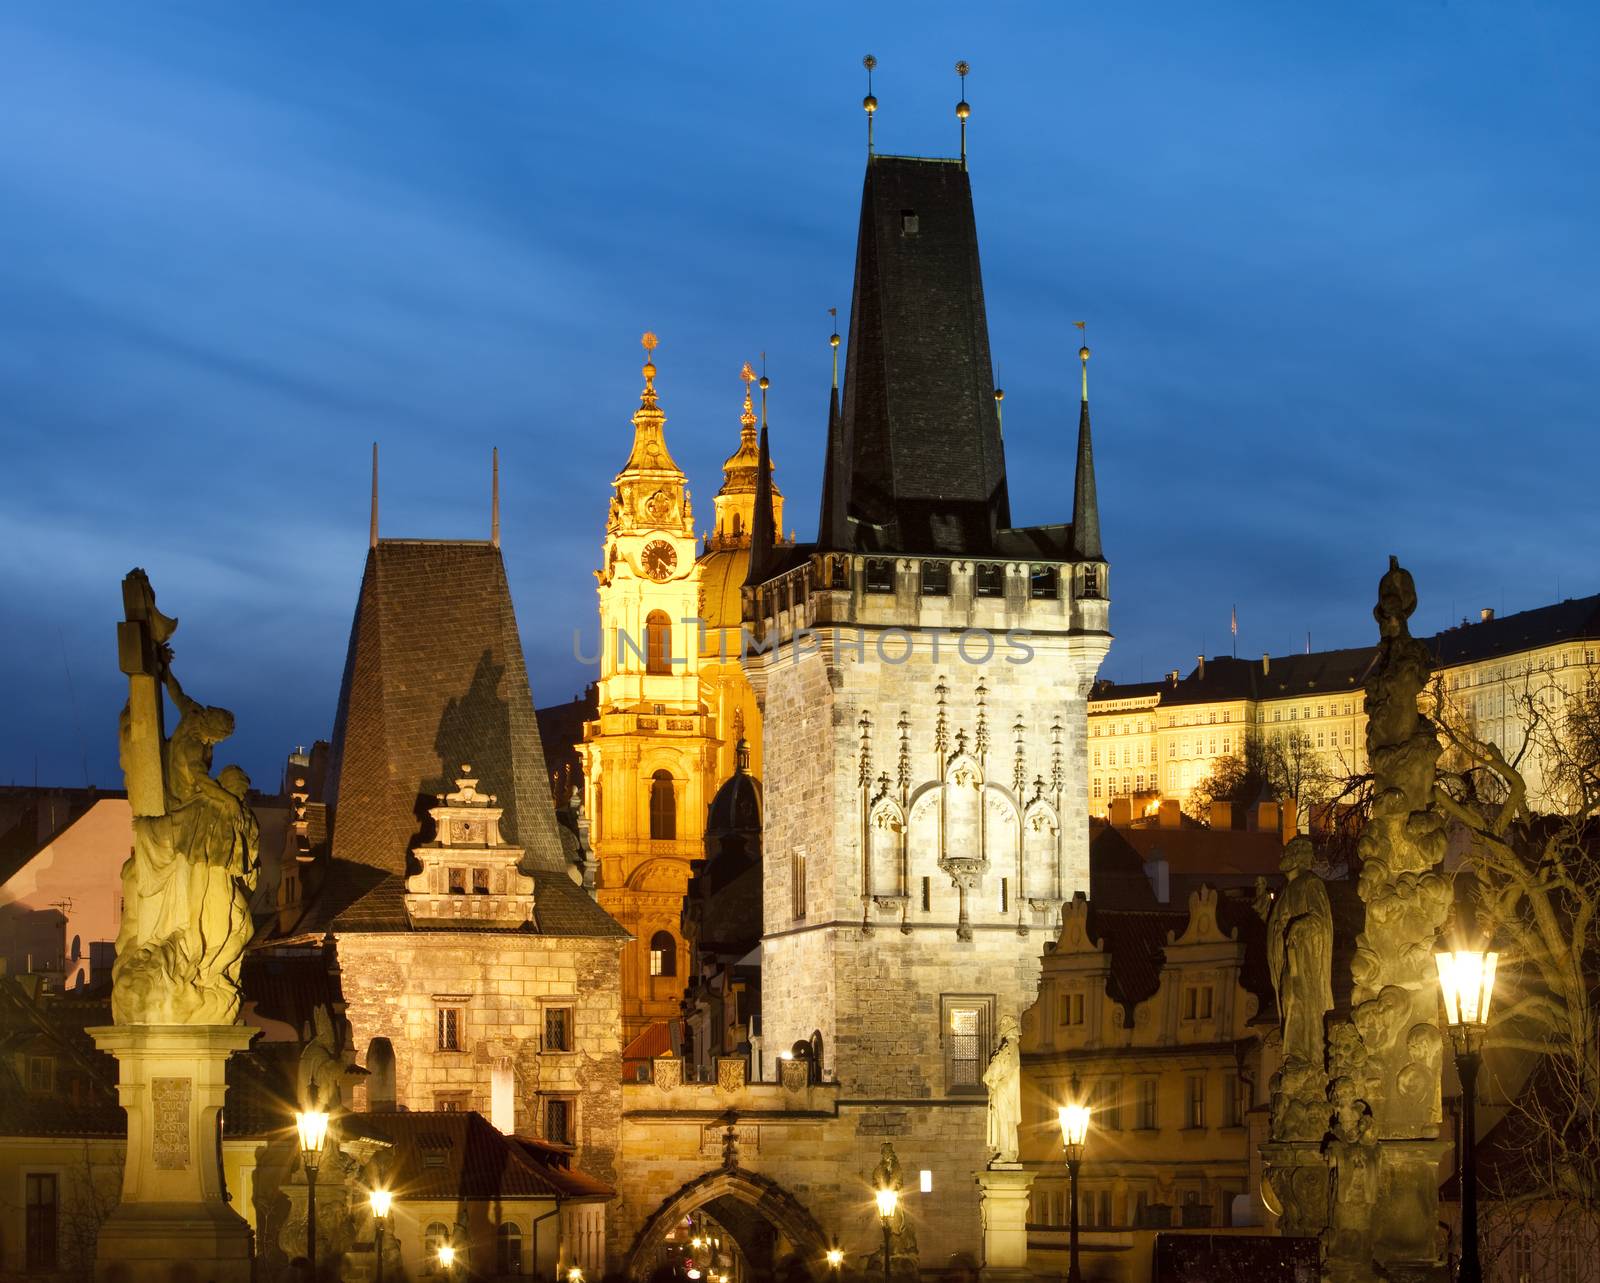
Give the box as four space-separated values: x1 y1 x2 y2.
337 931 624 1186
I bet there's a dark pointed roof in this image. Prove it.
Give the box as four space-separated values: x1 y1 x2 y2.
744 426 775 587
834 155 1010 555
1070 393 1102 560
817 383 845 549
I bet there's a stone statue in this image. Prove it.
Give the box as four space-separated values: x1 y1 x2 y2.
870 1141 904 1198
1266 837 1333 1070
982 1015 1022 1165
112 569 259 1025
297 1006 361 1113
867 1142 917 1279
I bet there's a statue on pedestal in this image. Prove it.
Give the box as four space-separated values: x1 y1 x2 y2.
1266 837 1334 1142
982 1015 1022 1166
113 569 258 1026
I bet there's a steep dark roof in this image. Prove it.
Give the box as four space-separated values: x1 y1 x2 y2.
1428 593 1600 667
325 540 567 877
315 865 625 940
831 155 1009 555
1069 394 1102 560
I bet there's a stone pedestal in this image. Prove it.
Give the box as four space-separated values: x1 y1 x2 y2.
975 1164 1034 1282
1372 1138 1451 1281
1259 1141 1329 1239
88 1024 258 1283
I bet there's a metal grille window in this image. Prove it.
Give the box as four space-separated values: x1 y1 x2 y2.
437 1007 462 1052
472 867 490 895
948 1008 981 1087
545 1097 572 1145
544 1007 572 1052
25 1173 56 1271
448 867 465 894
940 994 994 1093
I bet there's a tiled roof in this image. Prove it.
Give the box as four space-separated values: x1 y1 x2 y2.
342 1110 613 1202
1428 593 1600 667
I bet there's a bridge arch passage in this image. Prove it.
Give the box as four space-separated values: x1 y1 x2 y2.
624 1166 830 1281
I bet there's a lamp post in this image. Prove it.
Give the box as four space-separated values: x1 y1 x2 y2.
1058 1103 1092 1283
295 1110 329 1279
875 1187 899 1283
368 1188 392 1283
1437 948 1498 1283
437 1242 456 1278
826 1245 844 1278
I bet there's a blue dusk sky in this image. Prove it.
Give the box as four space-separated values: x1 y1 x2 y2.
2 2 1596 789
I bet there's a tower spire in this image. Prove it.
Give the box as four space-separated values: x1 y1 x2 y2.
819 317 846 549
369 441 379 548
1069 324 1102 560
863 54 878 156
956 61 970 168
745 420 776 586
491 446 500 548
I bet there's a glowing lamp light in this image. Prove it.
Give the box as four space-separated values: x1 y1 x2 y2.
686 1271 702 1280
1058 1103 1091 1148
827 1247 845 1268
295 1110 330 1171
567 1268 584 1283
437 1244 456 1269
1436 949 1498 1030
875 1186 899 1220
692 1237 705 1250
368 1188 392 1219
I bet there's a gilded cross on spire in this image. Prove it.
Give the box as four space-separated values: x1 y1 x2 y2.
739 361 757 434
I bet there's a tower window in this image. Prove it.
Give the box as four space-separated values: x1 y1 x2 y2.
1084 565 1100 598
472 868 490 895
436 1007 463 1052
900 209 919 235
544 1096 574 1145
792 852 807 921
543 1006 573 1052
1030 566 1060 600
921 562 950 596
645 611 672 674
975 564 1004 597
649 770 676 839
649 930 676 977
865 559 895 593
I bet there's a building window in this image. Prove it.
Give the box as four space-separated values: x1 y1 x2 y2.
792 852 807 920
433 1091 469 1112
25 1173 56 1272
648 931 676 977
865 558 895 593
544 1006 573 1052
1083 565 1100 597
448 867 466 894
1185 1073 1206 1128
1000 877 1009 914
649 770 676 839
941 994 995 1093
498 1222 524 1276
472 867 490 895
921 561 950 596
1182 985 1214 1020
1059 992 1085 1027
975 564 1004 597
921 876 931 912
1094 1077 1121 1131
544 1096 573 1145
645 610 672 674
1136 1077 1158 1129
424 1222 452 1273
1222 1071 1242 1127
437 1006 463 1052
27 1056 53 1093
1029 566 1060 599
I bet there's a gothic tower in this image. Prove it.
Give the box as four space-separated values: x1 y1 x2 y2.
582 336 721 1039
743 152 1111 1115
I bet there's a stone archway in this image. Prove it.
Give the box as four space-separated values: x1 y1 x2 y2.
624 1166 829 1280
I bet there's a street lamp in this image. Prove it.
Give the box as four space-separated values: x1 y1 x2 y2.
1058 1103 1092 1283
368 1189 392 1283
567 1267 584 1283
826 1245 845 1277
1437 947 1498 1283
437 1242 456 1277
295 1110 330 1279
875 1186 898 1283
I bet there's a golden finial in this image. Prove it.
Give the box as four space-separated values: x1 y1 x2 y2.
759 352 769 427
863 54 878 155
739 361 757 432
829 307 840 389
993 386 1004 434
956 61 970 167
1074 321 1089 401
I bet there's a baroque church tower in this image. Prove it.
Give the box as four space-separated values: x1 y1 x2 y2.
743 151 1111 1118
582 336 721 1038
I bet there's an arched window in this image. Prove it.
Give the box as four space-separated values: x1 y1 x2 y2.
424 1223 451 1273
649 770 675 840
732 511 743 538
645 610 672 675
497 1222 524 1275
649 930 676 977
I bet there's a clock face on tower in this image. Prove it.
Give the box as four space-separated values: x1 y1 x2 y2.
641 540 678 582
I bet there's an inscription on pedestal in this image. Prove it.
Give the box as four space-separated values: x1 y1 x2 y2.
152 1077 192 1169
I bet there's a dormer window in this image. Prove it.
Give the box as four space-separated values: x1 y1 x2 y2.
900 209 919 236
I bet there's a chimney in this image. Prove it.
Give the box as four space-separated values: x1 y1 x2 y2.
1262 653 1271 676
1108 797 1134 826
1255 800 1279 833
1196 655 1206 681
1158 799 1182 829
1210 799 1234 830
1167 669 1181 686
1143 855 1171 904
1480 607 1494 623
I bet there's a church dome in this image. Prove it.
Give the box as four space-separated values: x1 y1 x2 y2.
697 544 749 641
705 739 762 839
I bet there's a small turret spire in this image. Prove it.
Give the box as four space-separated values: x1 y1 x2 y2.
491 447 500 548
819 320 846 550
863 54 878 156
369 441 379 548
1069 323 1102 561
745 421 776 586
955 61 970 168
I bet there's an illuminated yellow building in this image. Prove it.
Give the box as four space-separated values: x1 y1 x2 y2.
581 342 780 1039
1088 596 1599 820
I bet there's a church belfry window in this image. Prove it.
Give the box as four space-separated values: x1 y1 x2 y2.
1030 565 1060 600
975 564 1004 597
645 611 672 675
648 930 676 977
649 770 675 839
865 559 895 593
